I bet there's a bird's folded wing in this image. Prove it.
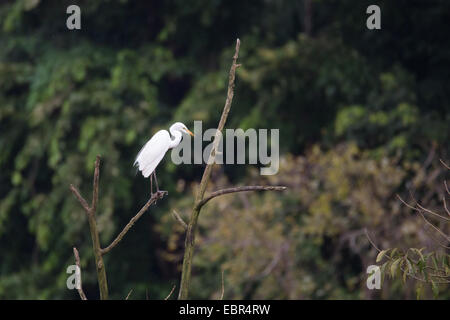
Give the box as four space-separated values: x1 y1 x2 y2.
134 130 170 177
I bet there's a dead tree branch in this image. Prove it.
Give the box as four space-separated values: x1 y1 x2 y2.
196 186 287 210
177 38 243 300
165 285 176 300
220 269 225 300
70 156 167 299
70 155 108 300
125 289 133 300
101 190 167 255
177 39 287 299
73 247 87 300
172 210 188 230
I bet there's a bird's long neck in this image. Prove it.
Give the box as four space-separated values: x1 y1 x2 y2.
168 129 182 149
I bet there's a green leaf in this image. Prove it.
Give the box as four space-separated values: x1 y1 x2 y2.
416 283 423 300
412 248 424 261
406 258 414 274
402 267 408 283
432 255 439 270
376 249 390 263
380 261 388 282
390 248 398 258
431 281 439 299
390 258 402 278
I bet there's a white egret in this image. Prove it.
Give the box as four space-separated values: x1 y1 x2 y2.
134 122 194 196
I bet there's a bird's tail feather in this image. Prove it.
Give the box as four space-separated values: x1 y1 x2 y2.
133 159 140 176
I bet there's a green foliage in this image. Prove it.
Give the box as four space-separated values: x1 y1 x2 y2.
158 144 448 299
376 247 449 299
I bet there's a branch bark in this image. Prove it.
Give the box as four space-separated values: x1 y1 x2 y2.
177 39 287 299
165 285 176 300
73 247 87 300
177 39 241 300
101 191 167 255
71 156 168 299
196 186 287 210
172 210 188 230
70 156 109 300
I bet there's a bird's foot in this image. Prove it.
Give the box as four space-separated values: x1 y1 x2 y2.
156 190 168 196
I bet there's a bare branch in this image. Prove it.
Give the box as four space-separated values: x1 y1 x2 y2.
165 285 176 300
91 155 100 215
443 196 450 217
73 247 87 300
70 184 90 213
416 201 450 221
439 158 450 171
422 225 450 250
195 38 241 204
364 228 381 252
397 194 450 221
196 186 287 210
178 38 241 300
177 39 289 300
125 289 133 300
101 191 167 255
172 210 187 230
418 210 449 242
70 155 109 299
396 194 419 211
220 269 225 300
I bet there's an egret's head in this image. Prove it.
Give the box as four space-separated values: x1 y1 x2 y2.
171 122 194 136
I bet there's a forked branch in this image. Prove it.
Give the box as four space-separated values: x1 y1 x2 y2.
196 186 287 210
70 156 108 299
70 156 167 299
177 39 287 300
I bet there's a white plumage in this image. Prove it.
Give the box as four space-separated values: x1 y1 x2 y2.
134 122 194 193
134 130 171 178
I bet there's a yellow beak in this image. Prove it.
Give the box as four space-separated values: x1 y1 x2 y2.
186 129 194 137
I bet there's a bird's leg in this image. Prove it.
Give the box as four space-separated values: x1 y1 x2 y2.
153 170 167 196
153 170 159 192
150 173 154 197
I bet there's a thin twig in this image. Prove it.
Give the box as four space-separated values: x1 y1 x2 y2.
444 181 450 196
70 185 90 213
219 269 225 300
172 210 187 230
165 285 176 300
416 202 450 221
125 289 133 300
439 159 450 171
443 196 450 217
397 194 450 221
196 186 287 210
101 191 167 255
364 228 381 252
422 225 450 250
418 210 450 242
73 247 87 300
